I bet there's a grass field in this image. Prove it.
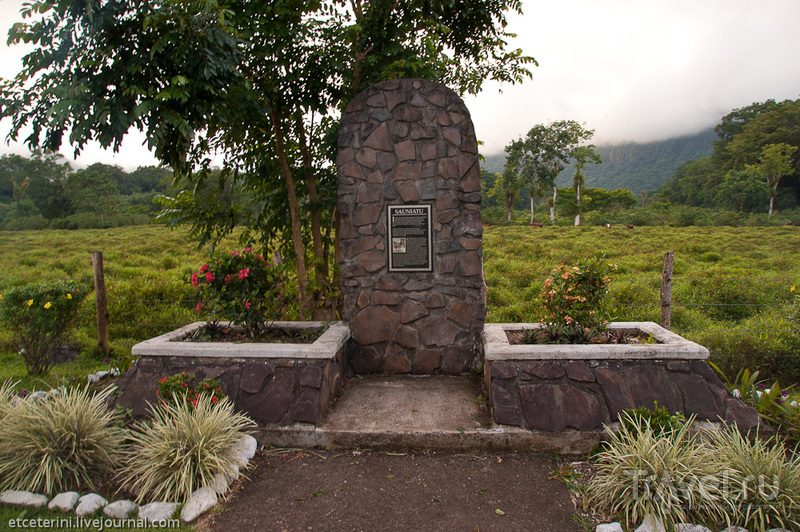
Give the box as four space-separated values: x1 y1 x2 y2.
1 224 799 387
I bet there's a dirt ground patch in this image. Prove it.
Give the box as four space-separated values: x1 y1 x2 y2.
196 449 583 532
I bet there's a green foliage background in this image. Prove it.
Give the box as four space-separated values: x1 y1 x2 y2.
1 224 798 387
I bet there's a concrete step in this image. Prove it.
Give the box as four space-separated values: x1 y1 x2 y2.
255 375 604 454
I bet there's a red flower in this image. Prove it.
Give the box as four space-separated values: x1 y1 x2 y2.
160 377 168 383
194 303 204 312
200 264 209 273
245 302 252 309
243 247 253 253
238 268 250 279
205 272 215 283
212 396 218 403
191 273 199 287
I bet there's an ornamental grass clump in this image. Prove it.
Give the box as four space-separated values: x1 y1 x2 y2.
0 385 125 495
538 254 615 343
590 412 725 529
0 280 86 375
709 426 800 530
120 394 255 503
190 247 292 337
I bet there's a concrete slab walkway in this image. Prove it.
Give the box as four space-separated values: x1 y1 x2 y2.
256 375 604 455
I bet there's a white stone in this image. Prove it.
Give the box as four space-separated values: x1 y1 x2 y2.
635 515 666 532
766 529 791 532
75 493 107 516
139 502 178 524
720 528 749 532
234 434 258 462
48 491 80 512
675 525 712 532
0 490 49 507
596 523 624 532
225 462 240 483
104 499 138 519
29 391 47 400
209 472 230 495
181 487 218 522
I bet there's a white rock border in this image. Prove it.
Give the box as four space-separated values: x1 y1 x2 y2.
0 434 258 524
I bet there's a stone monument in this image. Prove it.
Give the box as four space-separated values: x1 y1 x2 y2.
337 79 484 375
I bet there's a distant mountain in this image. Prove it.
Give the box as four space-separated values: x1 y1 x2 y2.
480 128 716 193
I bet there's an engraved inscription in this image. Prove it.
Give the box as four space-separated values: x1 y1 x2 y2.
388 205 433 272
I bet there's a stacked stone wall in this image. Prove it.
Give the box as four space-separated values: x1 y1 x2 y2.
337 79 485 375
115 349 345 426
486 359 760 431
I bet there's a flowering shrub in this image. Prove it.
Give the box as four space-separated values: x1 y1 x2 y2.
0 281 86 375
190 247 292 337
157 372 226 409
538 254 616 343
156 372 225 408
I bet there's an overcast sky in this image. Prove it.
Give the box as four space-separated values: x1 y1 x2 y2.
2 0 800 169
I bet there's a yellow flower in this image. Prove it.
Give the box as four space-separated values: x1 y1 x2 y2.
27 299 34 307
44 302 52 309
66 293 72 300
792 285 797 293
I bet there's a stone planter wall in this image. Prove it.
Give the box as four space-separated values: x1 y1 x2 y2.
483 323 760 432
116 322 349 426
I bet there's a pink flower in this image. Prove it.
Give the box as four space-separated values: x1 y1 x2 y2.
200 264 209 273
194 303 204 312
245 302 252 309
243 246 253 253
205 272 215 283
230 251 239 256
191 273 199 287
238 268 250 279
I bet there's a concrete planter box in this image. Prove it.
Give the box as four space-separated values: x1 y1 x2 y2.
482 321 709 361
117 322 350 426
482 322 759 433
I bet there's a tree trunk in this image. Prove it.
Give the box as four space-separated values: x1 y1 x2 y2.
574 182 581 226
270 108 311 314
769 185 777 217
297 117 327 282
530 195 535 224
549 186 557 225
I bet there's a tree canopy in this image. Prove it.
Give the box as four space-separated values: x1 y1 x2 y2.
660 97 800 215
503 120 596 225
1 0 535 315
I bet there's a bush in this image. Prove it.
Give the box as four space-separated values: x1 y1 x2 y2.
0 385 125 495
710 427 800 530
591 412 724 529
696 308 800 385
119 394 255 503
538 254 616 343
157 372 225 408
0 280 87 375
191 247 292 337
621 402 685 438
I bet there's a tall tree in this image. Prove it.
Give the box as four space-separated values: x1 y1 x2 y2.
504 120 594 225
489 167 523 222
570 144 601 226
748 143 798 217
1 0 535 315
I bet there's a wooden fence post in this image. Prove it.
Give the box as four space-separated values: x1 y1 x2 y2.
92 251 109 355
660 251 674 329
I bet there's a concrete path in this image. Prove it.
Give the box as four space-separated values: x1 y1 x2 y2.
257 375 603 454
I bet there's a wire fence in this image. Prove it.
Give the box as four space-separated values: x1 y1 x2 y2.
1 271 798 345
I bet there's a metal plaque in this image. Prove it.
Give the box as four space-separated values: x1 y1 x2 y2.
387 204 433 272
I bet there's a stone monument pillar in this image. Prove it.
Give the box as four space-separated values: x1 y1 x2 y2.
337 79 484 375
